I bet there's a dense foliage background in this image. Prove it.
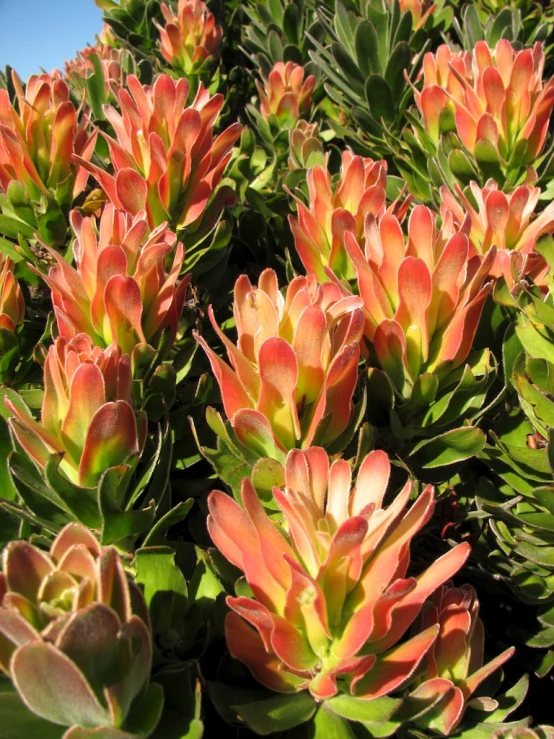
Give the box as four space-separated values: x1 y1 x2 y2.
2 0 554 737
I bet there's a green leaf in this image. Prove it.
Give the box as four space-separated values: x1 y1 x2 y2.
0 236 23 262
516 540 554 569
283 44 302 64
535 234 554 273
355 21 380 77
9 452 72 526
0 215 35 240
326 694 401 724
462 5 484 45
492 435 551 477
188 547 225 614
0 690 65 739
448 148 476 180
0 416 16 502
268 29 284 61
489 7 519 46
411 426 486 468
532 648 554 677
44 455 101 529
384 41 411 99
405 373 438 414
313 704 356 738
98 466 156 546
474 139 504 182
123 682 164 738
503 323 523 389
234 692 316 735
452 719 530 738
334 1 355 51
283 4 301 45
0 328 18 383
268 0 284 25
517 320 554 365
332 42 366 90
365 75 395 123
482 674 528 722
36 194 68 246
151 662 203 739
126 422 172 511
251 457 285 495
197 441 250 496
532 487 554 517
135 546 188 632
84 53 107 120
142 500 194 547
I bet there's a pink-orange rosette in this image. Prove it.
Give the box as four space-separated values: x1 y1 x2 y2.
441 180 554 286
335 204 495 398
76 73 241 230
288 152 399 282
195 268 364 459
208 448 470 699
407 583 514 735
155 0 222 75
257 62 316 129
5 334 147 488
414 40 554 175
0 71 97 207
38 204 190 358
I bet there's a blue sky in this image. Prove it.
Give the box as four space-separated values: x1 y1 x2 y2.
0 0 103 79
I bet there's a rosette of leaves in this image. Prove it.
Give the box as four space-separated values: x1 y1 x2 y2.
308 0 451 159
476 265 554 606
474 468 554 685
476 468 554 607
367 347 498 482
0 370 175 550
242 0 325 77
502 237 554 441
477 258 554 601
398 37 554 204
0 73 98 251
191 268 367 501
204 455 526 738
475 366 554 668
0 523 163 738
307 0 418 158
331 202 500 480
452 4 553 54
95 0 165 56
133 502 232 674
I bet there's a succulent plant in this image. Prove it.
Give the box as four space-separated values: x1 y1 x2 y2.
77 73 241 234
309 0 420 157
0 523 162 737
37 204 190 360
408 39 554 192
440 180 554 286
195 268 365 485
155 0 223 77
405 582 514 734
208 448 470 700
256 61 315 129
287 150 393 282
0 71 97 247
242 0 325 74
287 120 325 171
5 334 147 489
